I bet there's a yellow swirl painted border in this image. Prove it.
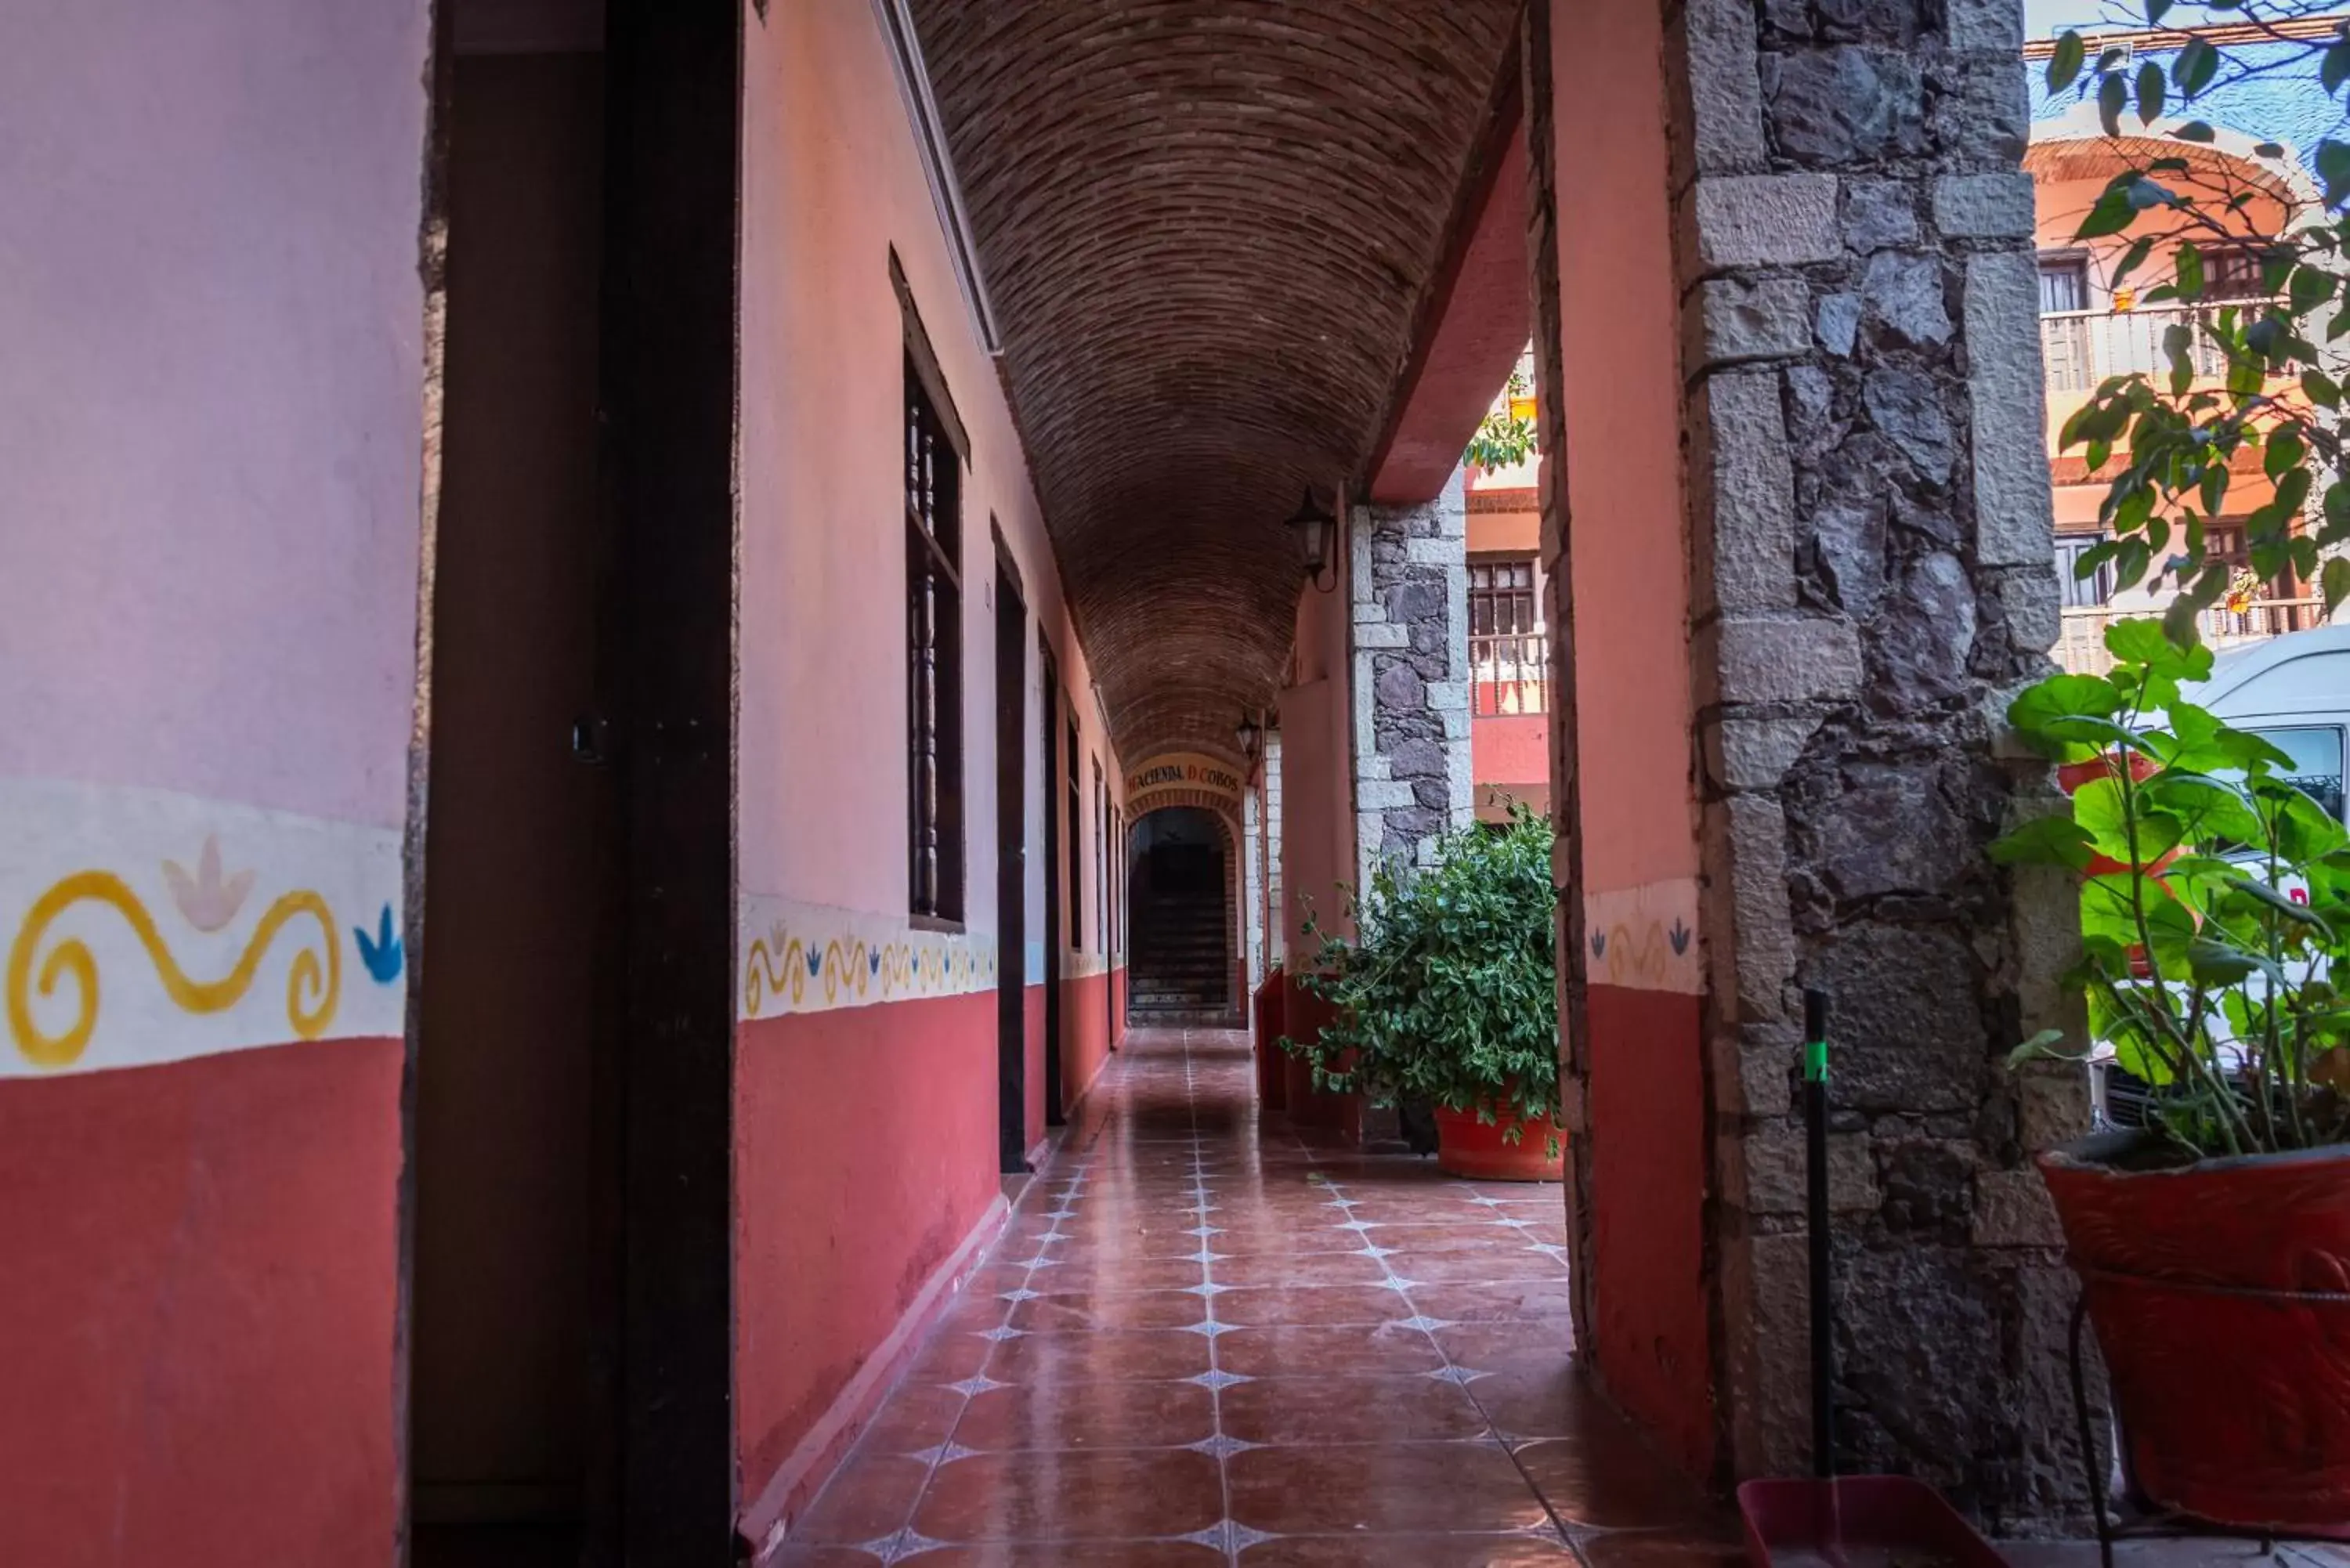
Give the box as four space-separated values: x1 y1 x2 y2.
742 920 996 1018
5 870 341 1069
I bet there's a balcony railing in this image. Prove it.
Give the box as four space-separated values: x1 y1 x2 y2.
2041 303 2244 394
1471 630 1548 717
2055 598 2323 674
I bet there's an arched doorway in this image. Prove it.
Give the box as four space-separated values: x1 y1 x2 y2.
1125 805 1238 1022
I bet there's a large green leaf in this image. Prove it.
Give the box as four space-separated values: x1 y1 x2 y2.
2188 937 2285 988
2222 875 2335 944
2141 769 2266 845
2105 618 2211 680
2047 30 2086 91
2174 36 2218 96
2074 775 2185 866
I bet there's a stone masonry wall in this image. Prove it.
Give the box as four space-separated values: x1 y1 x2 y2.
1244 785 1266 992
1264 732 1286 966
1528 0 2089 1528
1668 0 2088 1526
1350 473 1474 885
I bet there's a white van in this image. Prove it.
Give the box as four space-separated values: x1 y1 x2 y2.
2090 623 2348 1129
2182 623 2350 826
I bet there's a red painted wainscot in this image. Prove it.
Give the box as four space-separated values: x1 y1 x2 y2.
1586 982 1712 1479
0 1039 407 1568
736 992 1008 1545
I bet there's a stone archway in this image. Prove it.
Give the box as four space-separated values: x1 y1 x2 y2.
1125 801 1242 1022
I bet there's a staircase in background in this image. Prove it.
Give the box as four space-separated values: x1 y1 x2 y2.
1128 886 1234 1023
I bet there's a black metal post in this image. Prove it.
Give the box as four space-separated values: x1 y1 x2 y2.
1805 986 1834 1481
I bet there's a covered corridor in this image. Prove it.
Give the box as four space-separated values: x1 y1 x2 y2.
3 0 2116 1561
777 1026 1719 1566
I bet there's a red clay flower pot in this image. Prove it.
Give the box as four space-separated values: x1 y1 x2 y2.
2041 1131 2350 1534
1434 1104 1565 1182
1253 975 1287 1111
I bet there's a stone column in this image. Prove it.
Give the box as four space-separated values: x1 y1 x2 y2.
1528 0 2087 1526
1242 785 1266 992
1349 471 1474 887
1675 0 2084 1523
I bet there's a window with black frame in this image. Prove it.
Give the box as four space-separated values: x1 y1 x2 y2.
2249 725 2347 826
1093 759 1107 953
2053 534 2114 609
1066 716 1083 952
906 354 964 923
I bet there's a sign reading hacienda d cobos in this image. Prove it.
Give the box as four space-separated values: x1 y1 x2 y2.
1125 753 1242 800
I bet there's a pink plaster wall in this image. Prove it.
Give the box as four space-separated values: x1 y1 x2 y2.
737 0 1116 925
1548 4 1697 898
0 5 432 1563
0 0 429 829
734 0 1125 1526
1545 0 1715 1479
1278 517 1359 954
1468 506 1540 555
1473 714 1549 790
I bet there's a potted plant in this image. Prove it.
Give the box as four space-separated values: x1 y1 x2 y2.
1997 621 2350 1532
1281 807 1563 1180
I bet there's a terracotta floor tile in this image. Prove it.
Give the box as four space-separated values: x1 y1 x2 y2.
1209 1284 1413 1327
913 1448 1224 1540
1217 1321 1448 1377
1430 1318 1578 1373
900 1544 1224 1567
1409 1281 1581 1322
1202 1225 1373 1256
1213 1248 1394 1288
1030 1225 1217 1259
1022 1255 1210 1292
902 1331 996 1384
1220 1372 1491 1443
790 1454 931 1544
1227 1440 1554 1535
961 1263 1043 1297
984 1327 1215 1382
1468 1367 1631 1440
1358 1221 1546 1252
933 1290 1014 1333
952 1378 1214 1451
855 1382 968 1454
1512 1436 1714 1529
779 1030 2170 1559
1571 1526 1747 1566
1008 1288 1213 1331
1237 1534 1582 1566
1393 1247 1574 1284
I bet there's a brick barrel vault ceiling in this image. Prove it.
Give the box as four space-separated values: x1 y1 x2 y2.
906 0 1523 766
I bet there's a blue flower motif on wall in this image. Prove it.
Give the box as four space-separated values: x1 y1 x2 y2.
356 905 403 985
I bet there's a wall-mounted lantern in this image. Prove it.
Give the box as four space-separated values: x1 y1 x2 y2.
1284 487 1338 594
1236 712 1263 761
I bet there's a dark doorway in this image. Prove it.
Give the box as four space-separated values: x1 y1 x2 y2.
413 28 615 1568
1039 637 1065 1130
412 5 739 1566
993 544 1029 1172
1127 807 1235 1021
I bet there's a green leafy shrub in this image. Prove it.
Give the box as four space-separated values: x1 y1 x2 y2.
1281 807 1561 1144
1995 619 2350 1159
1463 363 1537 471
